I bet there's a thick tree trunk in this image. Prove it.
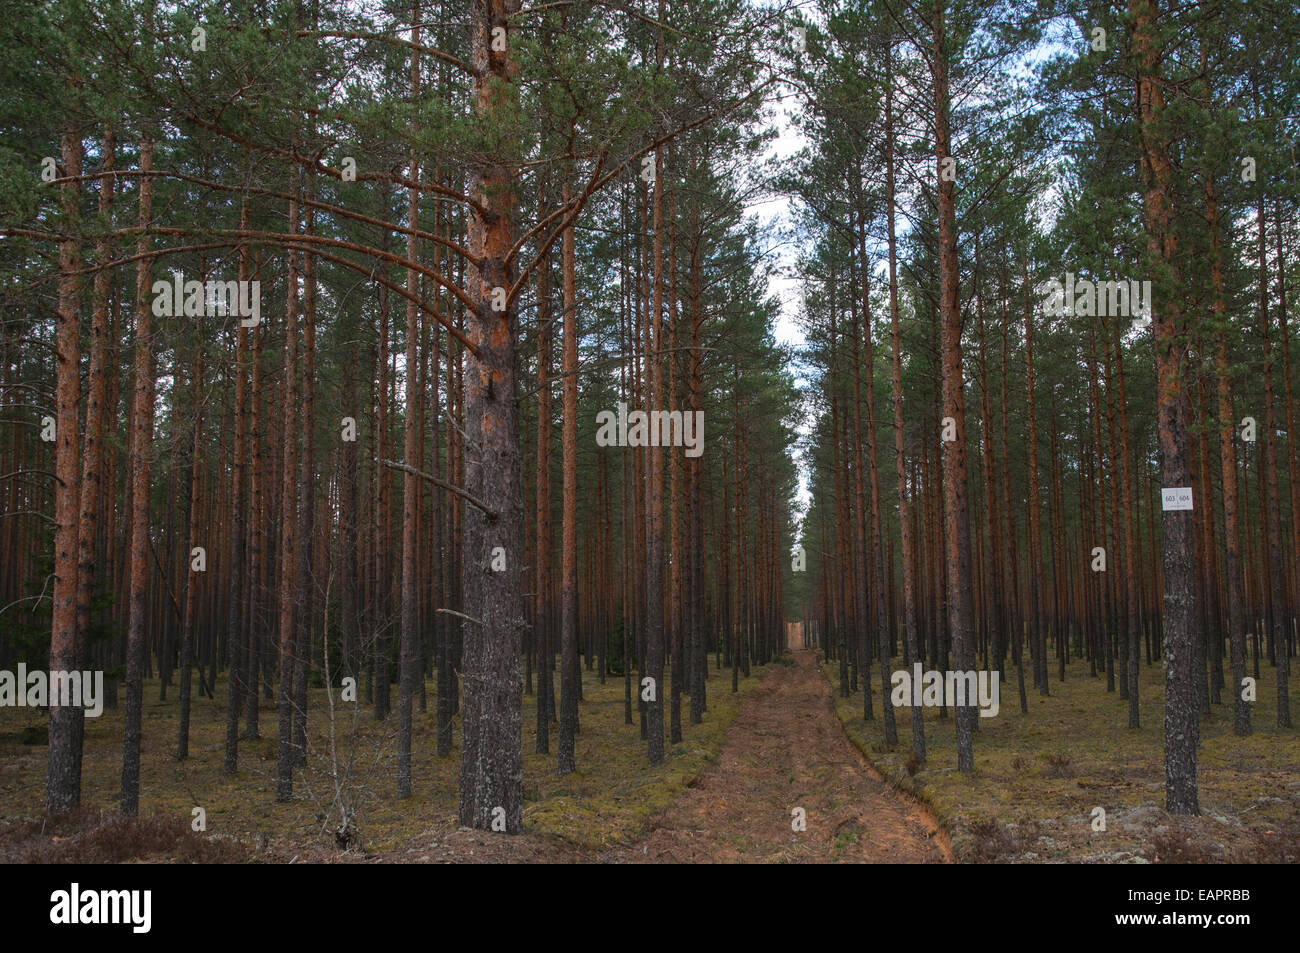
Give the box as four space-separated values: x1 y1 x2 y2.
933 0 976 772
1133 0 1199 813
48 124 85 814
458 0 524 832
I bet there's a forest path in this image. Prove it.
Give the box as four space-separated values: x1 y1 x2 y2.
599 647 950 863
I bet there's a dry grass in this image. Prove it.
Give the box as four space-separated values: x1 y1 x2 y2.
0 808 249 863
0 661 767 861
824 655 1300 863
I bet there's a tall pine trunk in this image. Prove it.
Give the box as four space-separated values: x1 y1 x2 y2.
121 136 155 816
48 123 84 814
1133 0 1199 813
397 6 422 796
559 182 579 775
458 0 524 832
933 0 976 772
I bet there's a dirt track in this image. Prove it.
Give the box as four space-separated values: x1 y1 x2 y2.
597 647 950 863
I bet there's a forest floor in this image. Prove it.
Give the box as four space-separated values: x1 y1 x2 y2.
0 658 765 862
20 638 1288 864
824 652 1300 863
0 647 948 863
